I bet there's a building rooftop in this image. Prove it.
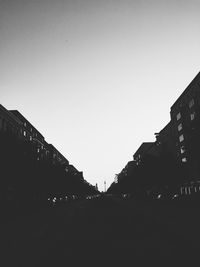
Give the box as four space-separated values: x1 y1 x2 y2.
133 142 154 158
0 104 22 125
9 110 44 139
170 71 200 110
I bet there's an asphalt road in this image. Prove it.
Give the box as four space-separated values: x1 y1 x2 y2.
1 196 200 266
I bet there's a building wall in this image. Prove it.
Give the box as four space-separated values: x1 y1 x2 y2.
0 105 23 138
155 121 177 160
133 142 159 165
0 105 69 194
9 110 50 162
48 144 69 167
109 71 200 193
170 72 200 179
0 104 98 206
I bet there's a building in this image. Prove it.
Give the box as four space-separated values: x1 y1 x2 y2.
154 72 200 184
170 72 200 180
115 161 137 184
10 110 45 142
8 110 70 167
0 103 99 210
122 161 137 178
9 110 51 162
0 105 69 199
66 164 83 179
108 71 200 195
133 142 159 165
48 144 69 167
0 104 23 139
155 121 177 159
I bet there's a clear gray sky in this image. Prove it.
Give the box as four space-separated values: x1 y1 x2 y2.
1 0 200 191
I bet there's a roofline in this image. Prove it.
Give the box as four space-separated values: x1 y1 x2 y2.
170 71 200 110
0 104 23 125
9 110 44 138
133 142 155 157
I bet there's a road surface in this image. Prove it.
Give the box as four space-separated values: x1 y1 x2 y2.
1 195 200 266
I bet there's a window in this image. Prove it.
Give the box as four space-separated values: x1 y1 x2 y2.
182 157 187 162
37 148 40 153
178 123 182 131
23 131 26 137
24 122 27 127
179 134 184 142
189 99 194 108
185 187 188 194
180 146 185 154
30 136 32 141
176 112 181 120
190 112 195 121
188 187 191 194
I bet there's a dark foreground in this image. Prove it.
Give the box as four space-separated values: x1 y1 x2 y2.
1 196 200 266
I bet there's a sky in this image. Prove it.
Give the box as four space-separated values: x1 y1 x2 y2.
1 0 200 191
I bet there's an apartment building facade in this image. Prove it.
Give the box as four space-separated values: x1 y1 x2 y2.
170 72 200 180
133 142 160 165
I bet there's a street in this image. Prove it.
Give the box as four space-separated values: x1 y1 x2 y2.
1 195 200 266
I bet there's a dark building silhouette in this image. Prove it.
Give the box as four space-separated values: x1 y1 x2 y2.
155 121 176 158
156 72 200 182
0 105 70 168
49 144 69 167
9 110 51 162
135 72 200 186
116 161 137 183
170 72 200 179
0 104 98 215
133 142 159 165
10 110 45 141
108 71 200 197
0 104 23 138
